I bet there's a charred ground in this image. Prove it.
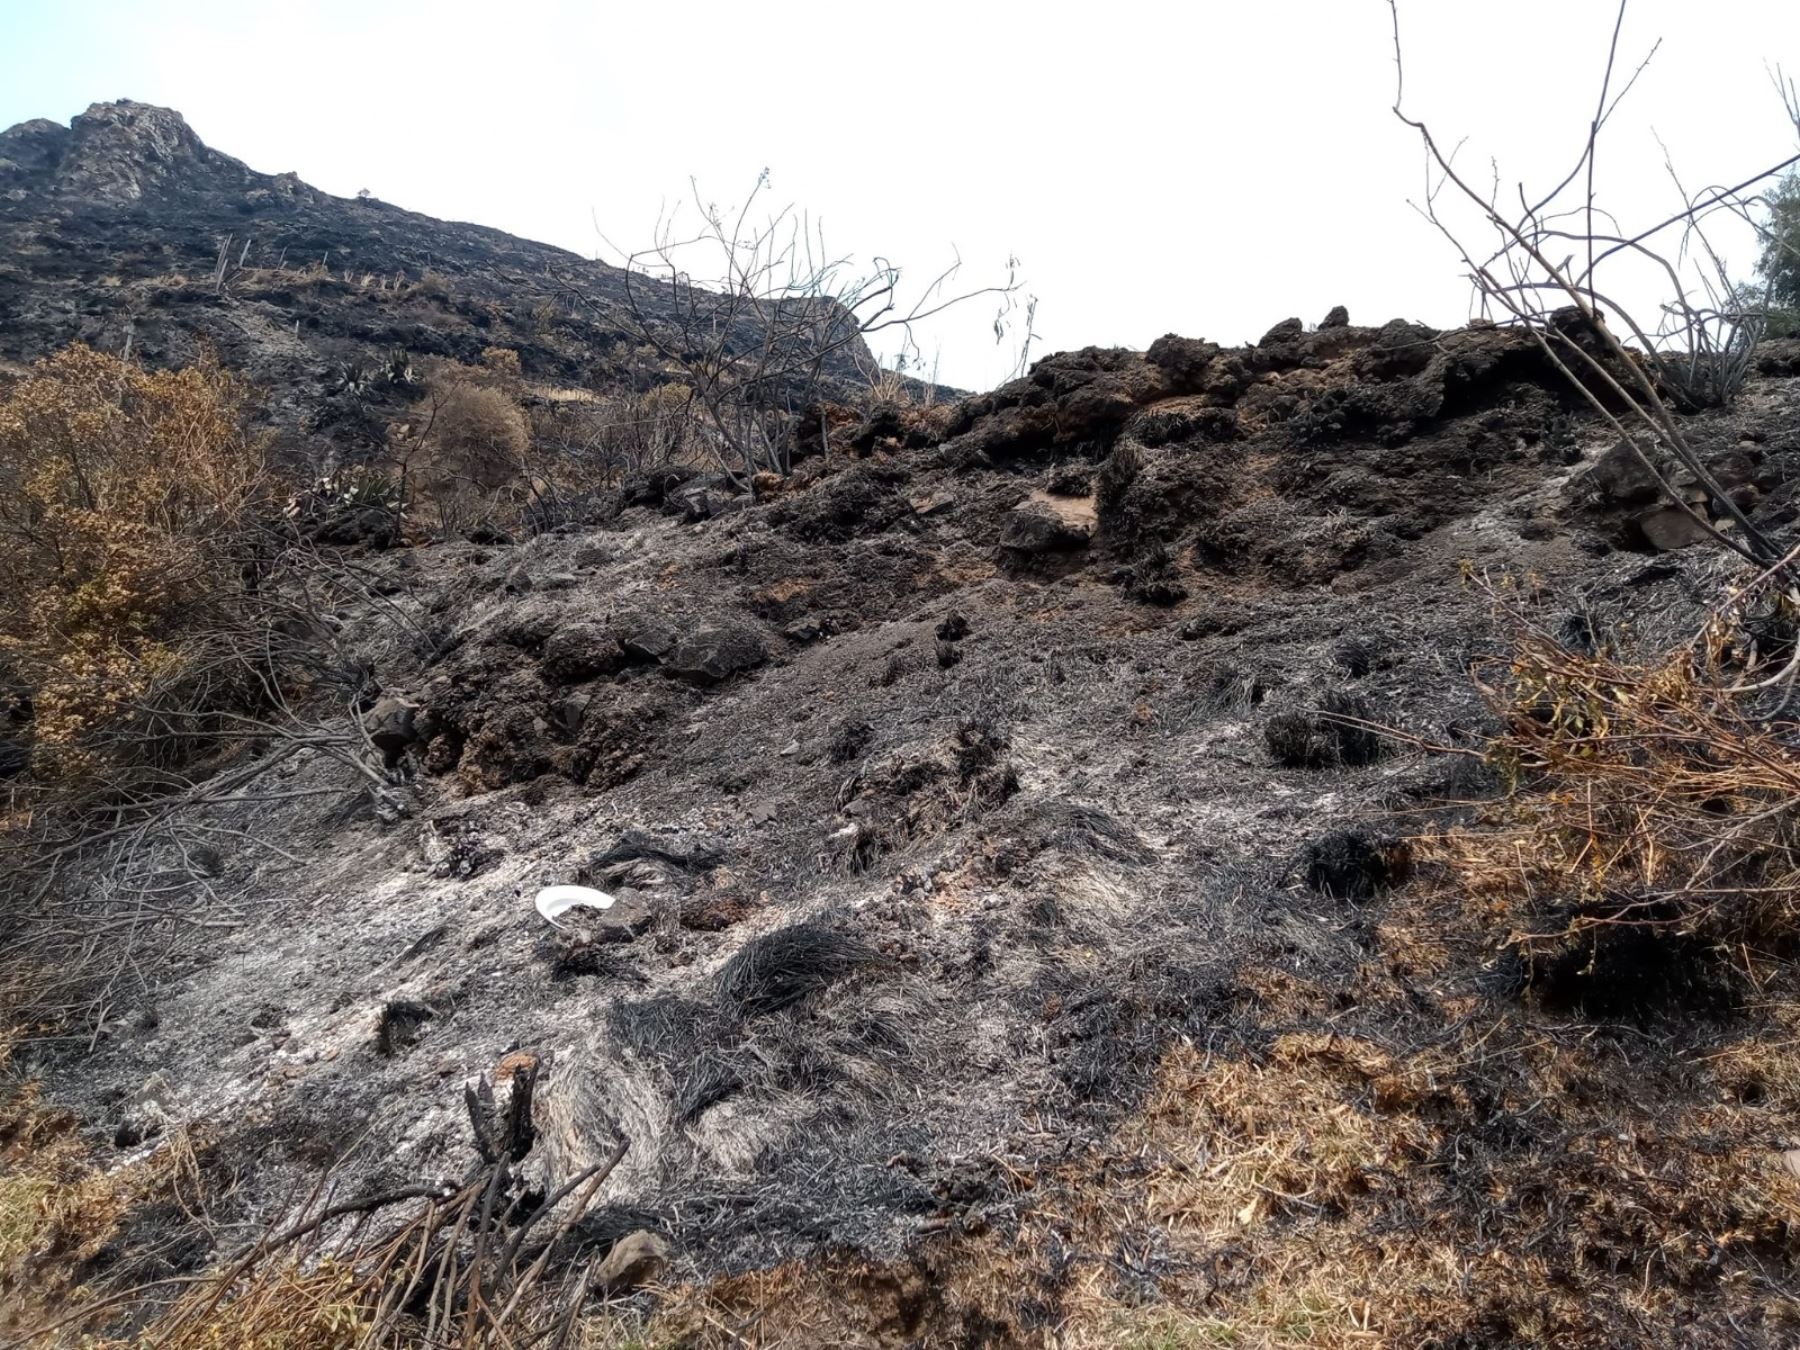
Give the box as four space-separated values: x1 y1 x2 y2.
7 104 1800 1350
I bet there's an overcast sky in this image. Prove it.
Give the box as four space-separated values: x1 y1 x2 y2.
3 0 1798 390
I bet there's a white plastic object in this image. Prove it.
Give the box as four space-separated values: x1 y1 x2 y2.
534 884 617 927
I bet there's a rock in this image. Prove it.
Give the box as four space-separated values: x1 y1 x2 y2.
552 693 590 736
540 624 626 682
1319 305 1350 329
1636 504 1714 552
619 615 680 663
1000 505 1092 556
363 697 418 761
567 887 655 944
1576 441 1664 507
666 625 768 684
1144 334 1221 389
910 490 957 517
936 612 971 641
501 564 533 594
1258 317 1304 347
784 616 833 645
594 1229 671 1294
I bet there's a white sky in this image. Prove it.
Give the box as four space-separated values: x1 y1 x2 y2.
3 0 1798 390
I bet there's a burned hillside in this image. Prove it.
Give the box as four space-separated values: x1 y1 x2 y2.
7 103 1800 1350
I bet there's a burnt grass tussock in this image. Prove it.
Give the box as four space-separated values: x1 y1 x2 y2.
11 104 1800 1348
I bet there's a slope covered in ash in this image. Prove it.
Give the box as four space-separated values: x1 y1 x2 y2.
0 101 879 467
14 292 1800 1345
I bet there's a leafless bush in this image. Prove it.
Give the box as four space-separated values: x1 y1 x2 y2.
583 174 1020 486
1389 0 1800 573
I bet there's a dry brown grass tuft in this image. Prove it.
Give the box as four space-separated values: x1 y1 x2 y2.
15 1068 636 1350
1418 567 1800 1005
0 1036 216 1340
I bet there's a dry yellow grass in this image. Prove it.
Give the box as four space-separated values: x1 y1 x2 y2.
0 344 267 777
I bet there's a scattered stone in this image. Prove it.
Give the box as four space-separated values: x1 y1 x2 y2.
363 696 419 763
1636 504 1714 552
784 615 832 644
665 624 768 684
910 490 956 517
594 1229 671 1294
619 616 680 663
551 693 590 736
540 624 626 682
1258 317 1304 347
936 612 971 641
680 487 717 521
1575 441 1665 507
1001 505 1091 556
564 887 654 944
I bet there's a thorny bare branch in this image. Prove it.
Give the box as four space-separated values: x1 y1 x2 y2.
1387 0 1797 580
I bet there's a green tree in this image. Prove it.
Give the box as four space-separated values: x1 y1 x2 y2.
1753 170 1800 336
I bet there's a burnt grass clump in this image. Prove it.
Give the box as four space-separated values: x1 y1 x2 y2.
715 922 885 1018
1301 828 1410 901
1264 689 1390 768
1523 906 1744 1021
373 999 436 1057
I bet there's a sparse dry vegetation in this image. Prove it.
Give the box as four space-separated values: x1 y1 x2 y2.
0 345 269 782
1426 568 1800 986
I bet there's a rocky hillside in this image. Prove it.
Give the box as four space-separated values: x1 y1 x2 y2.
7 105 1800 1349
0 101 880 471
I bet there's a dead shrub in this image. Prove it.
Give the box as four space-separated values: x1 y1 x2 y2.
479 346 522 380
1422 573 1800 995
0 345 270 782
34 1066 633 1350
0 1035 215 1337
407 368 531 536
